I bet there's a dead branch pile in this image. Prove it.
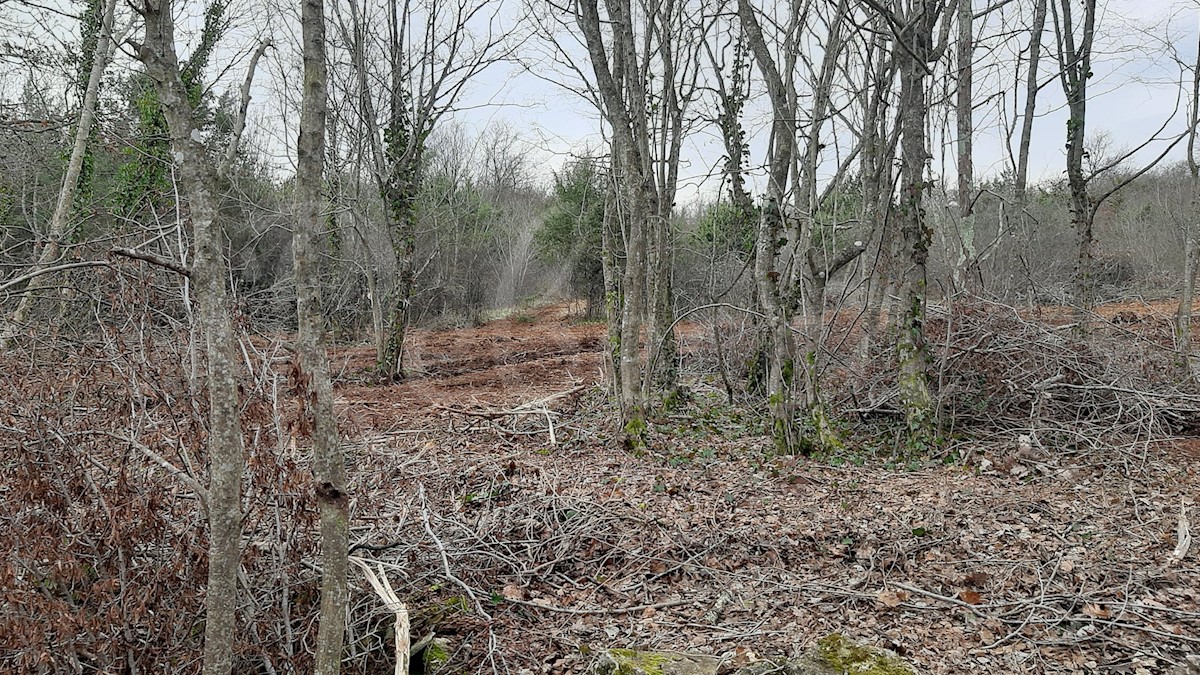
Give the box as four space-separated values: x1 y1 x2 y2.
341 427 1200 675
839 301 1200 447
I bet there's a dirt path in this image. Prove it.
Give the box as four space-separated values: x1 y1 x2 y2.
332 305 605 432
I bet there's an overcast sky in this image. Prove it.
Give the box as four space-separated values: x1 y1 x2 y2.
461 0 1200 203
3 0 1199 204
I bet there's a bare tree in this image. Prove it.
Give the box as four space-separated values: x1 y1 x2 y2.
734 0 807 452
948 0 1032 294
1051 0 1186 333
330 0 506 380
1003 0 1048 305
951 0 976 291
1050 0 1097 329
701 0 865 453
855 12 901 350
296 0 348 670
1176 23 1200 364
861 0 955 448
0 0 120 348
130 0 267 670
571 0 701 440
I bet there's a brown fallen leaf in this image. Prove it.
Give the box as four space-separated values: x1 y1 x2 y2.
502 583 526 601
958 589 984 605
1081 603 1111 619
877 589 910 608
962 571 990 588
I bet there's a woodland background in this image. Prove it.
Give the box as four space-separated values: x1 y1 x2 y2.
2 0 1200 673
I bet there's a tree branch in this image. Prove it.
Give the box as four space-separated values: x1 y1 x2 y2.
110 247 192 277
0 261 110 294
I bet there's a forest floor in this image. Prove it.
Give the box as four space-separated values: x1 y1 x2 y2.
327 300 1200 675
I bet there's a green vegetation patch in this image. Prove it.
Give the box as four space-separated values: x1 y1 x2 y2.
815 633 915 675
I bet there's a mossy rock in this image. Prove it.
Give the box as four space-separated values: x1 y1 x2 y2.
734 656 837 675
812 633 914 674
733 634 915 675
422 637 451 673
590 635 914 675
590 648 721 675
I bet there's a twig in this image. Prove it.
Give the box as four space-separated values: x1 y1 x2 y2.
892 582 985 615
502 596 692 616
0 260 110 294
349 556 410 675
418 484 493 622
88 430 209 511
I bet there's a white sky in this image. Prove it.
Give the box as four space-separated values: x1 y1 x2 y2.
2 0 1198 205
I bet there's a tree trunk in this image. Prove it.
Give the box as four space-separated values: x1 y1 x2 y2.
297 0 349 670
736 0 803 452
647 210 679 399
953 0 977 293
575 0 661 440
1052 0 1096 332
1175 24 1200 364
136 0 245 672
858 24 898 354
1180 235 1200 357
794 0 853 452
616 147 650 436
379 177 419 380
1 0 118 348
1007 0 1047 307
601 169 623 393
893 1 941 450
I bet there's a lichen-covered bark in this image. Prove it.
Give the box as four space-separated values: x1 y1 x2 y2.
893 0 947 449
297 0 348 670
136 1 245 672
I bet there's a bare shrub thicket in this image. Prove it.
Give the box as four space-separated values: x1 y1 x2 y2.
928 170 1194 304
0 269 325 673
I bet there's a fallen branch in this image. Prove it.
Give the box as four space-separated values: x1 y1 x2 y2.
502 596 692 616
1171 498 1192 564
435 405 556 420
349 556 410 675
111 247 192 277
419 484 493 622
